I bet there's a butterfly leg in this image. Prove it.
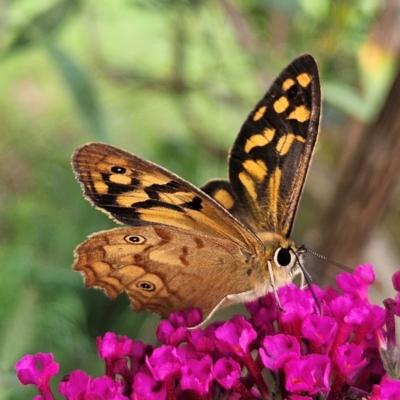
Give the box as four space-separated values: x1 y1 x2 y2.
300 271 306 289
267 260 285 312
188 290 257 330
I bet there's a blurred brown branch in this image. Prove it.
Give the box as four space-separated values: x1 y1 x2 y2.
315 0 400 284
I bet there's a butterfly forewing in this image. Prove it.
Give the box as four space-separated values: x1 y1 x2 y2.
227 54 320 236
72 143 263 254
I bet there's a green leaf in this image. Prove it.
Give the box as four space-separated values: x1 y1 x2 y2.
44 41 107 140
6 0 81 54
0 287 37 372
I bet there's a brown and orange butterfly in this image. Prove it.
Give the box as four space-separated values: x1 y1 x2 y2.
72 54 321 325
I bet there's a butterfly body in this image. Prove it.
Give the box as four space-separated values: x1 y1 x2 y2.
72 54 321 321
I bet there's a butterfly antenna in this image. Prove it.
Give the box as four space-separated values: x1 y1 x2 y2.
304 247 353 273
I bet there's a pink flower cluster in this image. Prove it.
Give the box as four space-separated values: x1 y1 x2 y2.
16 264 400 399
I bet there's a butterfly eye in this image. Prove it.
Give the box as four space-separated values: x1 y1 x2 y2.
137 281 155 292
274 248 294 268
111 166 126 174
124 235 146 244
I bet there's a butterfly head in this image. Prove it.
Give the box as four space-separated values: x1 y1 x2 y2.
255 231 304 293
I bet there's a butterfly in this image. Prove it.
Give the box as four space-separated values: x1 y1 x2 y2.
72 54 321 325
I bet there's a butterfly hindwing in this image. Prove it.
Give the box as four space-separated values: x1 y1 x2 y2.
201 179 239 216
227 54 321 236
73 225 255 317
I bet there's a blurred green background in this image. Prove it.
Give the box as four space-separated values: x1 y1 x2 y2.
1 0 399 398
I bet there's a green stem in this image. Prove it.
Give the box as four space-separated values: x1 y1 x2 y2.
242 352 270 399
